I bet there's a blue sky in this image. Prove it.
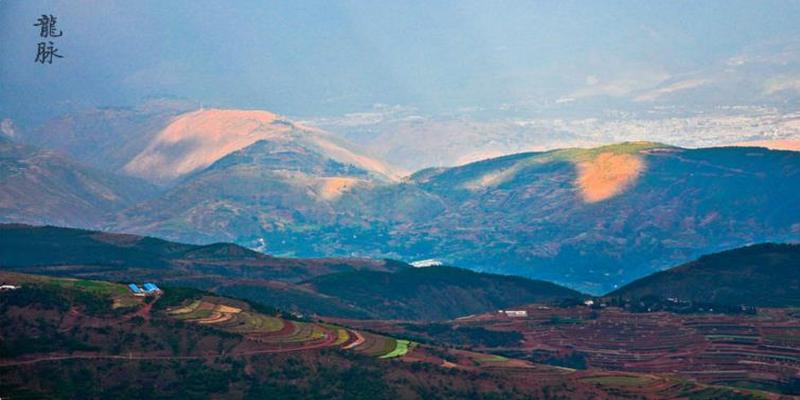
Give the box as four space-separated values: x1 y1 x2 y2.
2 0 800 125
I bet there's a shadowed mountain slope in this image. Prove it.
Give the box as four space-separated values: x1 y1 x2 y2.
609 243 800 307
0 224 582 320
306 266 582 320
0 137 158 228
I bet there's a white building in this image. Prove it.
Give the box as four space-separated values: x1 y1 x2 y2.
410 259 443 268
503 310 528 317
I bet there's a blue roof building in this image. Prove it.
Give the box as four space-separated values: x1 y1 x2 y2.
143 282 161 293
128 283 143 294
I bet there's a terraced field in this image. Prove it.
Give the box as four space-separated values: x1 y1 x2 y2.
576 372 768 399
380 339 412 359
166 298 412 357
419 305 800 395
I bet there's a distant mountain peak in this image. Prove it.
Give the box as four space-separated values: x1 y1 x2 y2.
123 108 294 184
123 108 399 185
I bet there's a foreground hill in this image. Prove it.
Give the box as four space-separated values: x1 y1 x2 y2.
0 137 158 228
1 272 620 399
0 225 582 320
0 224 400 283
306 266 582 320
0 272 769 399
361 302 800 396
609 243 800 307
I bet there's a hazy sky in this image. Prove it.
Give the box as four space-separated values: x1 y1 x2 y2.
2 0 800 125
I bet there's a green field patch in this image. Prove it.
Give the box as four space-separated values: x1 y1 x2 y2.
380 339 411 359
276 322 323 343
38 277 122 296
39 276 139 309
546 316 583 325
476 354 509 363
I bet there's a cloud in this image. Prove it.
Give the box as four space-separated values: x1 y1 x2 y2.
634 79 710 102
569 70 670 100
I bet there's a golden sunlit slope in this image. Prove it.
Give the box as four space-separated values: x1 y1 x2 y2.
123 109 399 185
460 142 653 202
575 152 645 203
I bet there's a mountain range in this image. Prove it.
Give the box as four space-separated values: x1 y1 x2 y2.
5 106 800 292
